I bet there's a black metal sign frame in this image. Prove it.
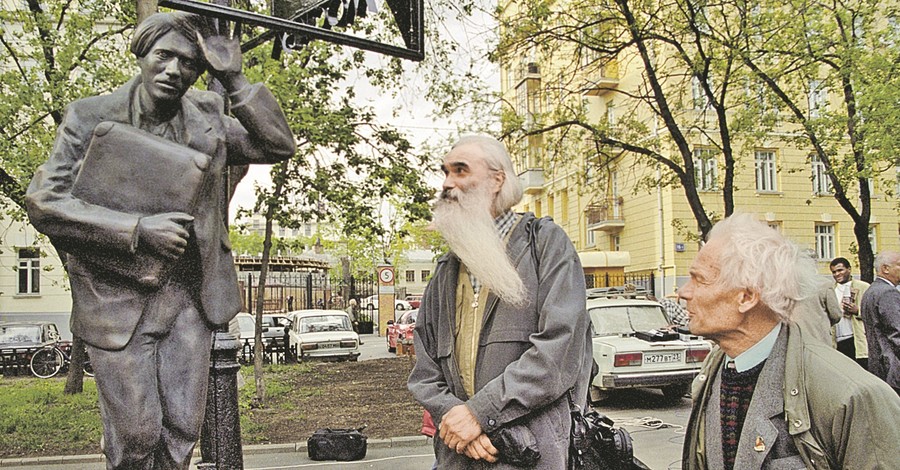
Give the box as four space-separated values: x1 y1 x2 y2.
159 0 424 61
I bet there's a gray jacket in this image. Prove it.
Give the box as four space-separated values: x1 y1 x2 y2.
861 278 900 388
408 213 593 469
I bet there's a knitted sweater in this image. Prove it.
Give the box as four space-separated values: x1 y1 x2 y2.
720 360 766 469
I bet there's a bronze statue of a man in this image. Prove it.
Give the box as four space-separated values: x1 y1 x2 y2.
25 12 295 469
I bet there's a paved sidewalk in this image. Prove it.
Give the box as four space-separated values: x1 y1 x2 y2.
0 436 436 470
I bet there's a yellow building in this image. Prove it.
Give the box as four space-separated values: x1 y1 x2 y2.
499 3 899 295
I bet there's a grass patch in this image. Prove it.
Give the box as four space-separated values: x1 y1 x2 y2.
0 358 419 457
0 377 103 457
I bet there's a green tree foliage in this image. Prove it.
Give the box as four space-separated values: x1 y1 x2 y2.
1 0 136 394
0 0 135 214
495 0 898 251
496 0 767 237
704 0 899 281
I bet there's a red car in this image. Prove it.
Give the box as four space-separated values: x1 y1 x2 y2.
405 295 423 309
386 309 418 353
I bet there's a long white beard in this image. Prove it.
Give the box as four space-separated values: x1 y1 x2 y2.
433 184 526 306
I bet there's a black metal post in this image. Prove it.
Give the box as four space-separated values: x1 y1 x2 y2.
198 331 243 470
198 2 244 467
306 273 313 309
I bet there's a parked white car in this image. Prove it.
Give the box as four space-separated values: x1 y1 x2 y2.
233 312 258 347
360 294 411 312
287 310 360 362
587 294 711 402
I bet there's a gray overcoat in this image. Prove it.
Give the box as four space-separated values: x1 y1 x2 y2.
408 213 593 469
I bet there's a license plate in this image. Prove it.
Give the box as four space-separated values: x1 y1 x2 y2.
320 342 340 349
644 352 682 364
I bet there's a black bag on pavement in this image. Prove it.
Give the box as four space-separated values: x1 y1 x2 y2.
568 390 641 470
307 426 368 461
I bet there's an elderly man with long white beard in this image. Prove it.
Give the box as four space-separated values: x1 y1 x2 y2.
408 135 593 468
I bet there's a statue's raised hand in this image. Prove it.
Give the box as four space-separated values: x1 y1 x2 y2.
196 23 243 79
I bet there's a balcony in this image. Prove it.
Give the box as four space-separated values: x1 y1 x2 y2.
582 61 620 96
518 168 544 195
585 198 625 232
515 62 541 87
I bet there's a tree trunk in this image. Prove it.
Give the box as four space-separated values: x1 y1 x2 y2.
63 336 87 394
136 0 158 24
253 163 289 405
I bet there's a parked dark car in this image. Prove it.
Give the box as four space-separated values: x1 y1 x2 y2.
0 321 62 376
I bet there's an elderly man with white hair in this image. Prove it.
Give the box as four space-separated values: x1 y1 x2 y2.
408 135 593 468
861 250 900 395
680 214 900 470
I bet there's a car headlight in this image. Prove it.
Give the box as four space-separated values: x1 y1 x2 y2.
300 344 318 351
340 340 357 348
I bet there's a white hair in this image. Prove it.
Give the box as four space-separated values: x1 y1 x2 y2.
452 135 523 213
875 251 900 272
707 213 819 322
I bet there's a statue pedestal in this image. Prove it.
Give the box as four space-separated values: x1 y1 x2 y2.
199 331 243 469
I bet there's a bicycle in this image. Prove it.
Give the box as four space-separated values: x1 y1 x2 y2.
29 343 93 379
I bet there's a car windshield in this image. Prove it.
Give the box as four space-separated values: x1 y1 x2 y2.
237 316 255 335
401 311 418 325
589 305 668 336
299 315 352 333
0 325 42 343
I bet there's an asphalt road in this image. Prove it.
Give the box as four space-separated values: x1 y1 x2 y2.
0 334 693 469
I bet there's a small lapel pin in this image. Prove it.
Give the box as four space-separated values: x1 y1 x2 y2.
754 436 765 452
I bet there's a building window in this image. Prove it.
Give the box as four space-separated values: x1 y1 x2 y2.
611 235 620 251
814 224 835 260
606 99 617 128
547 194 555 220
535 200 542 218
585 274 596 289
17 248 40 295
692 76 708 109
420 270 430 282
694 148 718 191
560 190 569 224
869 225 878 254
585 225 596 247
405 270 415 283
811 154 832 195
755 150 777 192
808 80 827 118
768 221 782 232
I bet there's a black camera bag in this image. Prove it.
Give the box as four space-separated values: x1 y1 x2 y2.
307 426 367 461
568 389 645 470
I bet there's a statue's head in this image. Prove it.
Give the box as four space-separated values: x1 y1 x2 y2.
131 12 209 105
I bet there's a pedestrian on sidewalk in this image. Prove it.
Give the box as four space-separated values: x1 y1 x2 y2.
408 135 593 468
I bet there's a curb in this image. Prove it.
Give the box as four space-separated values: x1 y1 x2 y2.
0 436 433 468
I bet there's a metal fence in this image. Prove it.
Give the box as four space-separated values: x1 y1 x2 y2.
584 272 655 294
238 272 377 314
